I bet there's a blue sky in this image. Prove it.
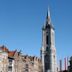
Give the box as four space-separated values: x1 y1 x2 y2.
0 0 72 68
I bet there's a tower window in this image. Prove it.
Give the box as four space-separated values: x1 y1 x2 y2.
46 35 49 45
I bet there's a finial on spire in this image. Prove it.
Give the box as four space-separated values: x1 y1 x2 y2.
48 7 50 18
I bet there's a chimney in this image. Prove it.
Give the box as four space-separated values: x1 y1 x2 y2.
64 58 66 70
67 57 69 70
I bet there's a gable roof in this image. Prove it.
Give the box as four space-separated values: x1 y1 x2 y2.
8 50 16 58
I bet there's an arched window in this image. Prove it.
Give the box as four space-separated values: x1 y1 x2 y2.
46 35 49 45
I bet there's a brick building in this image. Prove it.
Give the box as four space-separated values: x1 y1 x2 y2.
0 45 42 72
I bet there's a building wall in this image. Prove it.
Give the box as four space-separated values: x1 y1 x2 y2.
14 54 42 72
0 50 8 72
0 46 42 72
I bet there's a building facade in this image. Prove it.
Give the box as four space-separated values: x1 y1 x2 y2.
0 46 17 72
0 46 8 72
41 9 57 72
0 45 42 72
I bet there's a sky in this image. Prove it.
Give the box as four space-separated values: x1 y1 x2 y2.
0 0 72 68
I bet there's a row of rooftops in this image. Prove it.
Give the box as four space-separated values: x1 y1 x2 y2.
0 45 41 62
22 55 41 62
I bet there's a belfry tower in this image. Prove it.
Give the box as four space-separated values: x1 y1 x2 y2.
41 8 57 72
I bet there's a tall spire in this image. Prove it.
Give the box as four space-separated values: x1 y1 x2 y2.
46 7 51 25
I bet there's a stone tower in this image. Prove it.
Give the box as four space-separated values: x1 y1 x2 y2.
41 8 57 72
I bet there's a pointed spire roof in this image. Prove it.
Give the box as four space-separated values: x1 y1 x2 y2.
42 7 54 30
46 7 51 25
